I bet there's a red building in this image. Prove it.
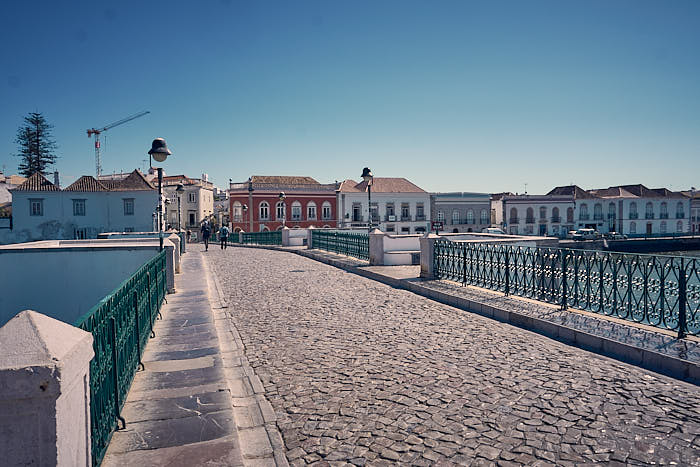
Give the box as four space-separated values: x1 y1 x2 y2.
229 175 338 232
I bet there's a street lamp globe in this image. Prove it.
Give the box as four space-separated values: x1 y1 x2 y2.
148 138 172 163
176 183 184 193
279 192 286 200
361 167 373 184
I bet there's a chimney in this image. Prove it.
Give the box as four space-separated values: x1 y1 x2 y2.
202 173 208 182
53 171 60 188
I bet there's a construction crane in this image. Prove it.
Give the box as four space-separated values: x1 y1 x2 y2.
87 111 150 177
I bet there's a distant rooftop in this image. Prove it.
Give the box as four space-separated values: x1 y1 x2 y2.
338 178 426 193
15 170 154 192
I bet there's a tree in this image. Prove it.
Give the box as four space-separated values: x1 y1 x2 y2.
14 112 58 177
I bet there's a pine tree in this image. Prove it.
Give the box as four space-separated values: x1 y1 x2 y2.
14 112 58 177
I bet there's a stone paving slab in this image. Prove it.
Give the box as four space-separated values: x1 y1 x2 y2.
102 251 247 467
210 247 700 466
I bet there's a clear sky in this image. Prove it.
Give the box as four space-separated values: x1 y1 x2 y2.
1 0 698 194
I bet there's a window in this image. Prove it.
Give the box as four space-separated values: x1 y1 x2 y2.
259 201 269 220
322 201 331 220
645 202 654 219
552 207 560 222
291 201 302 221
233 202 242 221
123 198 134 216
73 199 86 216
629 202 638 219
124 227 134 232
466 209 474 224
630 221 636 234
660 221 667 234
676 202 685 219
276 201 286 220
509 207 518 223
480 209 488 224
526 207 534 223
401 203 410 220
437 210 445 222
386 203 395 218
29 199 43 216
593 203 602 220
307 202 317 220
539 206 547 219
566 207 574 223
677 220 683 233
386 224 395 232
416 203 425 220
452 210 460 225
352 204 362 222
579 204 588 220
188 212 196 226
660 202 668 219
608 202 616 219
188 192 196 203
401 226 410 234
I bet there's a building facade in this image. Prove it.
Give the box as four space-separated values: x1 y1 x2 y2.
337 177 430 234
9 170 156 241
229 176 337 232
162 174 215 229
493 184 691 237
432 192 491 233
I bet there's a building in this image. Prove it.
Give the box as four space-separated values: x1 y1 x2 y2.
337 177 430 234
229 176 337 232
493 184 691 237
8 170 156 241
162 174 215 230
682 189 700 234
432 192 491 233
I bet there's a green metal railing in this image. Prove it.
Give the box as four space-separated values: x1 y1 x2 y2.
75 250 167 466
241 230 282 245
434 240 699 338
312 230 369 261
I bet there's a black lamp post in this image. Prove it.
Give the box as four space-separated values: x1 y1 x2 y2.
243 204 248 229
247 178 254 232
361 167 373 231
278 192 286 228
148 138 172 251
176 183 184 232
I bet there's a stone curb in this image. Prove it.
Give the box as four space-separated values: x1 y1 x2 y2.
202 253 290 467
233 243 699 386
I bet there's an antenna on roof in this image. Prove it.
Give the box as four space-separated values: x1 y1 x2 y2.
524 183 528 195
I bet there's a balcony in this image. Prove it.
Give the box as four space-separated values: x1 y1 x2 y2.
551 216 561 223
415 214 426 221
401 215 412 222
660 213 669 219
509 218 519 224
525 218 535 224
579 214 590 221
593 215 603 221
677 213 685 219
645 213 655 220
629 213 638 219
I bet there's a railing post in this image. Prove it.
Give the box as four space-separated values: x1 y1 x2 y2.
678 257 687 339
134 291 144 371
504 246 510 296
462 243 467 286
561 250 568 310
111 316 126 430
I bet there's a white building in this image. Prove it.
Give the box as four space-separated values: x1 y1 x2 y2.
337 177 430 234
432 192 492 233
162 174 215 229
493 184 691 237
8 170 156 242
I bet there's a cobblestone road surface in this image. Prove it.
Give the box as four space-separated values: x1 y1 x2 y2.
209 247 700 466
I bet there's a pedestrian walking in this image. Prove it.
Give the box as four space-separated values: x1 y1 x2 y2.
219 225 230 249
201 221 211 251
186 229 191 243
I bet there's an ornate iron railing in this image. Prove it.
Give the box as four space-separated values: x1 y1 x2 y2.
312 230 369 261
75 250 167 466
241 230 282 245
434 240 699 338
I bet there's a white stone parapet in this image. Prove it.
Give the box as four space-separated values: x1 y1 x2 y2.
0 310 94 466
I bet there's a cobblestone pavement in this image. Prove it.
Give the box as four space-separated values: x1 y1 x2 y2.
209 247 700 466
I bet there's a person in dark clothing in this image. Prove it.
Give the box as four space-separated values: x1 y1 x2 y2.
201 221 211 251
219 225 230 249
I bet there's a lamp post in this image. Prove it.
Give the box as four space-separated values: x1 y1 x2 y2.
361 167 373 232
692 186 697 237
176 183 184 232
279 192 286 228
243 204 248 230
148 138 172 251
247 178 254 232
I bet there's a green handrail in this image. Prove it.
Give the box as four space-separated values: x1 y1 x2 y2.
74 250 167 466
312 230 369 261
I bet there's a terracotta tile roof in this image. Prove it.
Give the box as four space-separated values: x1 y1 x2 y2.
108 170 155 191
339 177 426 193
546 185 596 199
64 176 108 192
12 172 59 191
251 175 320 185
590 184 684 199
338 179 361 192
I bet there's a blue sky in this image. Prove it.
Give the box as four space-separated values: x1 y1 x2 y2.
1 0 698 194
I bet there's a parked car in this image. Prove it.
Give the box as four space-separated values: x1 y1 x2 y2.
603 232 627 240
571 228 600 241
482 227 505 235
